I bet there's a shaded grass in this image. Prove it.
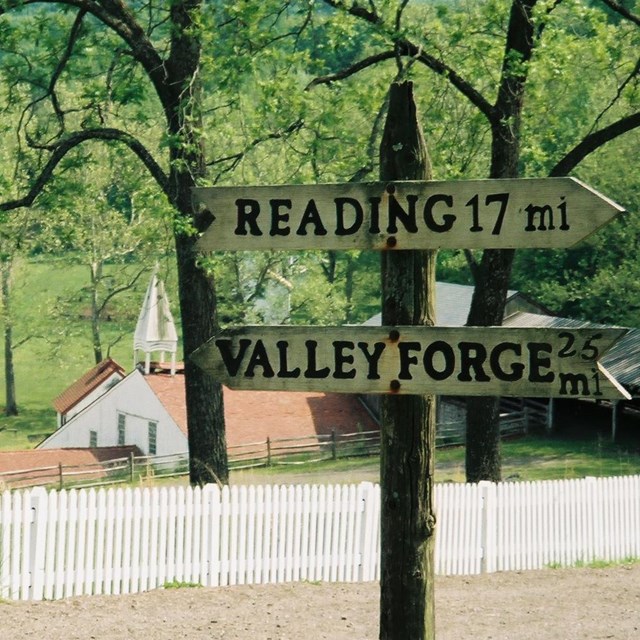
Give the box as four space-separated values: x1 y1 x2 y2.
229 435 640 485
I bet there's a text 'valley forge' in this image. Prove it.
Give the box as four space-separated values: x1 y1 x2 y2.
191 325 630 400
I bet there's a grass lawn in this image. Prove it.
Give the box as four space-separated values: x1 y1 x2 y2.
228 434 640 485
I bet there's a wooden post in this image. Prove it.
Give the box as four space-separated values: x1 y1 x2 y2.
546 398 555 434
379 81 437 640
58 462 64 491
266 437 272 467
331 428 337 460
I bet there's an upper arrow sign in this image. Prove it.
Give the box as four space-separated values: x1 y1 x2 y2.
193 178 625 252
191 325 630 400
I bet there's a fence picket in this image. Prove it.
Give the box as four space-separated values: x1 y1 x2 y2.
205 484 221 587
74 489 88 596
2 476 640 601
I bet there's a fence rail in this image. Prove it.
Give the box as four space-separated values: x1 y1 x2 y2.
0 409 537 491
1 474 639 601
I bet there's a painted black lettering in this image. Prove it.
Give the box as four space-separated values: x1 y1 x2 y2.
528 342 554 383
215 338 252 376
457 342 490 382
358 342 385 379
490 342 525 381
398 342 421 379
423 194 455 232
276 341 301 378
296 200 327 236
591 368 603 396
559 372 589 395
335 198 363 236
333 341 356 379
244 340 275 378
235 199 262 236
304 340 330 378
387 195 418 234
423 341 455 381
486 193 509 235
581 334 602 361
269 199 291 236
467 194 483 232
368 197 381 234
558 197 570 230
558 331 577 358
525 203 555 231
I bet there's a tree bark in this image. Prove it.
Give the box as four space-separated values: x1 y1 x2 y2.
464 0 536 483
90 261 104 364
2 260 18 416
164 0 228 485
379 81 437 640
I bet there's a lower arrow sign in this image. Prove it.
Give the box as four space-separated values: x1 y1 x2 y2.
191 325 630 400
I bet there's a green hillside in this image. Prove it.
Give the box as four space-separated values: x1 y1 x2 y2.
0 257 179 447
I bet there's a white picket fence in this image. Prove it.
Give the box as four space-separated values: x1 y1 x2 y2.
1 475 640 601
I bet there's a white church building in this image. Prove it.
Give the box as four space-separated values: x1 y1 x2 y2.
38 269 378 457
39 269 188 456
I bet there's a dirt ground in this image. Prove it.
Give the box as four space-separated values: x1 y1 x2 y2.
2 564 639 640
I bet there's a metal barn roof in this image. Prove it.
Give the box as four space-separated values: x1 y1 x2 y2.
503 312 640 397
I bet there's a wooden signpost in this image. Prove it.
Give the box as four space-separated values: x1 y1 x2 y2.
193 177 625 252
191 85 627 640
191 325 630 399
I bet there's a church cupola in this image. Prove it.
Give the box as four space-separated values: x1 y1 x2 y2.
134 267 178 375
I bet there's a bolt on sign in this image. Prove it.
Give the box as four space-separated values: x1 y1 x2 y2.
191 325 630 400
193 177 625 252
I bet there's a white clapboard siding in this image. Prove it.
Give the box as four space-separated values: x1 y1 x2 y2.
1 477 640 600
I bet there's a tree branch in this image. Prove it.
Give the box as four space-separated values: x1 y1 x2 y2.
549 112 640 177
589 56 640 135
206 119 304 183
96 266 148 317
1 0 170 118
20 8 88 148
599 0 640 26
320 0 381 25
312 2 495 123
305 51 397 90
0 128 170 211
399 40 496 123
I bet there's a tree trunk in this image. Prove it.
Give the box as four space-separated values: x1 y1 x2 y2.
175 232 228 486
2 261 18 416
464 0 536 483
465 248 515 482
164 0 228 485
379 81 437 640
344 253 355 323
90 261 103 364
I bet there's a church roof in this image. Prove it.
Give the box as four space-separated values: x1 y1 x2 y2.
143 367 379 447
52 358 125 414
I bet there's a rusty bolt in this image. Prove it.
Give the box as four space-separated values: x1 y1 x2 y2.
386 183 396 195
386 236 397 248
388 329 400 342
389 379 401 392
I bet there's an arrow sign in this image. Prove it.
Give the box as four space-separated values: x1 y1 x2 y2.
193 178 625 252
191 325 630 399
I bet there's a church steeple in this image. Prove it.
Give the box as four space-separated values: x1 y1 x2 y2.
134 266 178 375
